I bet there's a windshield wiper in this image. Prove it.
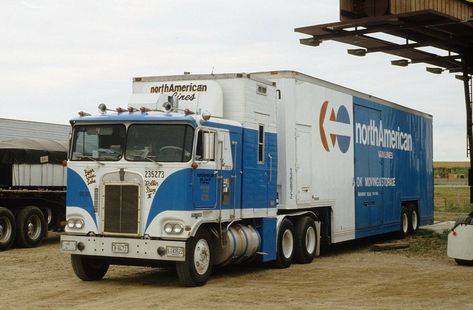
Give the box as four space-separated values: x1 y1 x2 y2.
79 155 105 166
144 155 163 167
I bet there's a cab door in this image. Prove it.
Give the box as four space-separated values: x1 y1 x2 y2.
192 129 218 209
216 130 236 216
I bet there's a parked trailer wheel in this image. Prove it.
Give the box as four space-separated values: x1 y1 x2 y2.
0 207 16 251
273 218 295 268
176 228 213 287
399 207 410 238
454 258 473 266
409 205 420 233
15 206 47 248
71 255 110 281
294 216 317 264
454 215 471 228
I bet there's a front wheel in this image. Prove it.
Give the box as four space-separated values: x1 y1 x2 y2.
0 207 16 251
15 206 47 248
176 228 213 287
71 255 110 281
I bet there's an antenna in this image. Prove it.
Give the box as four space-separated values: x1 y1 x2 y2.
211 57 216 75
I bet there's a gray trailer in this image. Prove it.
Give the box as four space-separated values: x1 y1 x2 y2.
0 138 67 251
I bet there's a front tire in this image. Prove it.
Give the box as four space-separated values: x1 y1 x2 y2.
273 218 295 268
176 228 213 287
15 206 47 248
71 255 110 281
0 207 16 251
294 216 317 264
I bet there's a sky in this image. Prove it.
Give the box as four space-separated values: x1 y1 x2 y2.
0 0 468 161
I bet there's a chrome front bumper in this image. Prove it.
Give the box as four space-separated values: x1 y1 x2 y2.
60 234 186 262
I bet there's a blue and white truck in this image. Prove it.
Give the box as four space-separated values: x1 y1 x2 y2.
60 71 433 286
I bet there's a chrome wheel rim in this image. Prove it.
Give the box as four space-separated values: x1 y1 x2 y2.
402 212 409 234
194 239 210 275
411 210 418 231
282 229 294 258
305 226 316 255
0 216 12 243
26 214 41 240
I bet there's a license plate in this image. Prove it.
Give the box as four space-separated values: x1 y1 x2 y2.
61 240 77 251
166 246 184 258
112 242 129 254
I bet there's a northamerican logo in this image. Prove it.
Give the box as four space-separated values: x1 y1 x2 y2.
319 101 351 153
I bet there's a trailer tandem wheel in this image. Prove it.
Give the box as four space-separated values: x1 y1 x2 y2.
399 207 410 238
71 255 110 281
15 205 47 248
408 205 420 233
176 228 213 287
294 216 317 264
0 207 16 251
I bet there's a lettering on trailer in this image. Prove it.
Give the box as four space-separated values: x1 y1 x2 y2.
356 176 396 188
319 101 351 154
355 120 413 152
150 83 208 101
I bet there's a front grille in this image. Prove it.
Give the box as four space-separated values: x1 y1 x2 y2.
103 184 139 234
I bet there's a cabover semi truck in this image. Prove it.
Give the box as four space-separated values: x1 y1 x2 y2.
0 138 67 251
60 71 433 286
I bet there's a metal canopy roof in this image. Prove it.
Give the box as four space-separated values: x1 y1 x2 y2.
296 10 473 74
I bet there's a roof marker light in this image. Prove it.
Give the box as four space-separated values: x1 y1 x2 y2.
184 108 195 115
78 111 91 117
128 107 137 113
140 107 150 113
116 107 127 113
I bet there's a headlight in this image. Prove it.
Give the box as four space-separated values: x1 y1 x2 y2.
67 218 85 230
164 223 173 234
173 224 183 234
163 222 184 235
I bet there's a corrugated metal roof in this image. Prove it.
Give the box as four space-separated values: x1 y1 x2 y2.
0 118 70 143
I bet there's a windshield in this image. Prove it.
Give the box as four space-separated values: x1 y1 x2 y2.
125 124 194 162
71 124 126 161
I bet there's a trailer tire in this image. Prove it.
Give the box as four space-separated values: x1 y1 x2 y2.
294 216 317 264
409 205 419 233
455 258 473 266
45 207 54 231
176 228 213 287
399 207 410 238
15 206 47 248
71 255 109 281
273 218 295 268
0 207 16 251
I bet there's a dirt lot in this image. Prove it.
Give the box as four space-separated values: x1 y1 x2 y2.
1 231 472 310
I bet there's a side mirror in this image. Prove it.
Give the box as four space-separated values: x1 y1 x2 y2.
202 132 215 161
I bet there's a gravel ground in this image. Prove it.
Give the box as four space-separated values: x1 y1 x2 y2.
1 232 472 310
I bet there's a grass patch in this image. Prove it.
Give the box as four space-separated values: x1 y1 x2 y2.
434 186 473 214
388 230 449 260
434 161 469 169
